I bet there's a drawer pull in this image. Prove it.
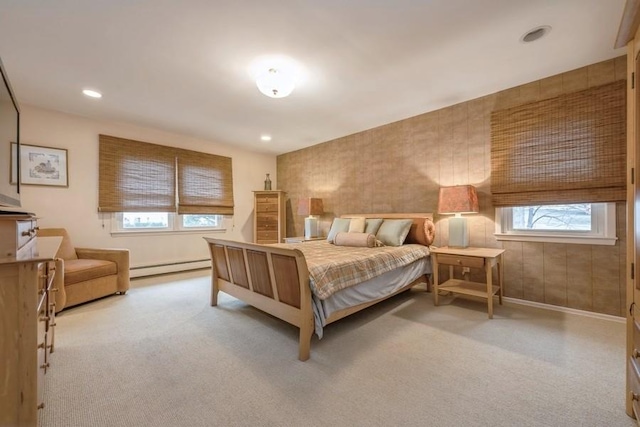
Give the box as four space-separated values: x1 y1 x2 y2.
631 391 640 402
38 342 45 349
39 316 50 323
49 322 57 327
40 362 50 370
633 349 640 359
37 402 45 410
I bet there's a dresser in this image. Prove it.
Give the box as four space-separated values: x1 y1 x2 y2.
0 214 59 427
253 190 286 244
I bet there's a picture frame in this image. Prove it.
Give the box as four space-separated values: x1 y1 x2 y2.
12 143 69 187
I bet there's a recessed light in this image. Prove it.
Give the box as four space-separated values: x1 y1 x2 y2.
82 89 102 98
520 25 551 43
261 135 272 142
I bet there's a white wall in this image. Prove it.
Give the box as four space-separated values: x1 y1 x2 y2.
16 105 276 270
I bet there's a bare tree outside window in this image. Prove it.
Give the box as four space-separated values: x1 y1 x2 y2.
512 204 592 231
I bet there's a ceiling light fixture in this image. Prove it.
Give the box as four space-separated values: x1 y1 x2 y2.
261 135 272 142
520 25 552 43
256 68 295 98
82 89 102 98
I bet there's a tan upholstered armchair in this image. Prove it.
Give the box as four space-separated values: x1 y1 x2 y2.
37 228 130 313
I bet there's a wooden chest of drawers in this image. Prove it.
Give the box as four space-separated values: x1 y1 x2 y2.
0 215 38 258
253 191 286 244
0 215 58 427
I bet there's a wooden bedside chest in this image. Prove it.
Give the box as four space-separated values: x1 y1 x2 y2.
430 246 505 318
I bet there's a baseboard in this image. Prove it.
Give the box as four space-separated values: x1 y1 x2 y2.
503 296 625 323
130 259 211 278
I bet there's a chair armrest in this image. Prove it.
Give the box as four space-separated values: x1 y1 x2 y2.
75 247 128 263
75 248 130 293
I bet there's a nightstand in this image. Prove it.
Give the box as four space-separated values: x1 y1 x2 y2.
283 236 325 243
430 246 505 318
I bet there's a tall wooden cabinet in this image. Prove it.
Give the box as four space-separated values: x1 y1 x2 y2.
618 2 640 421
253 190 286 244
0 214 58 427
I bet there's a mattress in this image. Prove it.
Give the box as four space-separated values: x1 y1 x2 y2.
311 257 431 338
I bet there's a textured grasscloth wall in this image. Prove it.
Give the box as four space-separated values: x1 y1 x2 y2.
277 56 627 317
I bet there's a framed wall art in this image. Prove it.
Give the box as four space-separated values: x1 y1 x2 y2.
13 143 69 187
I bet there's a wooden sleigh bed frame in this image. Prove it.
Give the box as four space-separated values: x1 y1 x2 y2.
204 213 433 361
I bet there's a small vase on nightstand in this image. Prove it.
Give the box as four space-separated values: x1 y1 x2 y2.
264 174 272 190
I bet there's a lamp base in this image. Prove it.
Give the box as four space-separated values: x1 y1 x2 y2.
304 216 319 239
448 216 469 248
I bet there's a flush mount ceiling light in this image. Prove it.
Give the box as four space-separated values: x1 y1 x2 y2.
82 89 102 98
261 135 272 142
520 25 552 43
256 68 295 98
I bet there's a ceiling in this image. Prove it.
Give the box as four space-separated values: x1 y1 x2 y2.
0 0 627 155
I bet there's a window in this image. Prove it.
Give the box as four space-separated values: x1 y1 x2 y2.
99 135 234 236
112 212 224 234
490 80 626 208
494 203 616 245
98 134 234 215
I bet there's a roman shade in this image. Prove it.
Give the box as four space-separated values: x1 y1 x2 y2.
490 80 626 207
176 148 234 215
99 134 234 215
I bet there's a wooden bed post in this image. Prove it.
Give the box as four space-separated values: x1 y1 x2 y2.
294 250 314 361
207 242 219 306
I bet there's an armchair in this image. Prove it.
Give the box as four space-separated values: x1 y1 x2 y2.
37 228 130 313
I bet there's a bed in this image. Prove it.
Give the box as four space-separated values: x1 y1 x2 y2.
203 213 434 361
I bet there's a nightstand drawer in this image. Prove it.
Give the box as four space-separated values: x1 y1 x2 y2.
436 254 485 269
257 231 278 241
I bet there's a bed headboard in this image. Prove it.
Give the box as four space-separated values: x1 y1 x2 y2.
340 213 434 246
341 213 433 220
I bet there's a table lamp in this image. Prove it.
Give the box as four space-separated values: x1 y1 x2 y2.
298 197 323 239
438 185 479 248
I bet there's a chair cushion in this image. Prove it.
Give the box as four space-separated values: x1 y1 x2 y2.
64 259 117 285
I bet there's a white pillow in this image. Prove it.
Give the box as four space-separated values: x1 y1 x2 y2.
348 217 366 233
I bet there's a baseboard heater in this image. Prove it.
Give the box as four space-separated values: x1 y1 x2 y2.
130 258 211 278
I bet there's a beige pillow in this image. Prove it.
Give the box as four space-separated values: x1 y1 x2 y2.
333 232 376 248
348 217 366 233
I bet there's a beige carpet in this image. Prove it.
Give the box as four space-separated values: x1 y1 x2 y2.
39 270 634 427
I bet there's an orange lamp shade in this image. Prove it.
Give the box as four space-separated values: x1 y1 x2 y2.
297 198 324 216
437 185 479 215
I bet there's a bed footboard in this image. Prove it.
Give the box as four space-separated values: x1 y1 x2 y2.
203 238 314 361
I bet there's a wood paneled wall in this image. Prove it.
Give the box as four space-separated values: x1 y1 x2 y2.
277 56 627 317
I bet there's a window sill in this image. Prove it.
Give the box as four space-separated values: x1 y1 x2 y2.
494 232 617 246
110 228 227 237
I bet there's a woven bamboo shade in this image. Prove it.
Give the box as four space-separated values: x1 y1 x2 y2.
176 148 234 215
490 80 626 207
99 135 177 212
99 134 234 214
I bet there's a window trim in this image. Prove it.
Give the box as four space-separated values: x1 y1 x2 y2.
494 203 617 246
110 212 226 236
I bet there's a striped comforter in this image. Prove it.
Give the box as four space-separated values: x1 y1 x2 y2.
276 240 430 300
